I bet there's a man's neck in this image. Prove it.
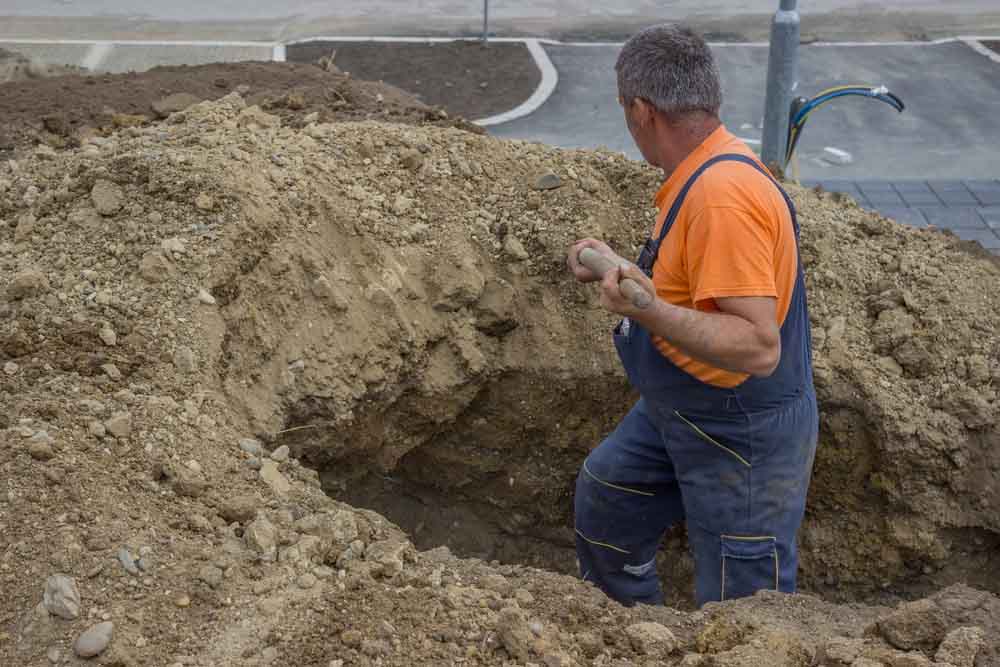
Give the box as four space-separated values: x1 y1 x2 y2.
658 116 722 176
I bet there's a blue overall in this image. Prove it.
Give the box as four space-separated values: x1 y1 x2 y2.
574 154 818 607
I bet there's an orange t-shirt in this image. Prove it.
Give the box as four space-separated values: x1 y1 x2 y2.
649 125 797 388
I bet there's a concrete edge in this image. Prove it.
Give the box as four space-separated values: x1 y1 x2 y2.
474 39 558 127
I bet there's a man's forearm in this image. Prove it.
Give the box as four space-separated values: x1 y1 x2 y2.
632 299 779 377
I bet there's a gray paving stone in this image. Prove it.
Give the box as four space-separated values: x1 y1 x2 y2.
935 190 980 205
953 228 1000 250
898 191 942 206
863 191 905 206
891 181 933 193
858 182 896 194
971 190 1000 206
965 179 1000 191
920 206 987 229
980 207 1000 229
876 206 928 228
928 180 972 192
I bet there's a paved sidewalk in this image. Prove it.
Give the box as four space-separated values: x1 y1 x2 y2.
804 179 1000 253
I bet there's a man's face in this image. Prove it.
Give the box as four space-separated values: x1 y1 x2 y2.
619 95 658 167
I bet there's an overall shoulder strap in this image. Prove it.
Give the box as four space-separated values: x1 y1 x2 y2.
653 153 798 251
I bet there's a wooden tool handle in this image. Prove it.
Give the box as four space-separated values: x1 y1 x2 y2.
577 247 653 310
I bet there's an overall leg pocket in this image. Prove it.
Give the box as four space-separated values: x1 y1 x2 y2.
720 535 779 601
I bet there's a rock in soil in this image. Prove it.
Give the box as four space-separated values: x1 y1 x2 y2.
42 575 80 619
74 621 113 658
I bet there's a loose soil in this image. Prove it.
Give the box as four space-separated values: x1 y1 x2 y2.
0 59 481 156
0 47 84 85
1 92 998 666
285 41 541 121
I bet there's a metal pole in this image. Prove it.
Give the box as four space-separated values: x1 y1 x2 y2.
482 0 489 44
760 0 800 175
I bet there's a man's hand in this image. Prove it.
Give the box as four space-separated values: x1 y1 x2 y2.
567 238 615 283
598 261 657 319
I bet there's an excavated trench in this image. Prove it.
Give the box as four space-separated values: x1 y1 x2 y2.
277 371 1000 611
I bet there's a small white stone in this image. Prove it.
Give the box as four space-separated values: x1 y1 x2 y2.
269 445 290 463
822 146 853 165
3 361 18 376
197 288 216 305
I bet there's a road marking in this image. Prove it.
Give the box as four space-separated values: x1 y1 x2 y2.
962 38 1000 64
475 39 558 127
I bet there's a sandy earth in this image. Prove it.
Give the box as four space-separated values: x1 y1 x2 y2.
0 62 998 666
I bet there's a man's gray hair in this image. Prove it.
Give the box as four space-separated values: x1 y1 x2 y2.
615 24 722 117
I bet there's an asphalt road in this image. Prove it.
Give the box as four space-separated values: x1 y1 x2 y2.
490 40 1000 181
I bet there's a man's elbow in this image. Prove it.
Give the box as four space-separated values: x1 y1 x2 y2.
747 339 781 378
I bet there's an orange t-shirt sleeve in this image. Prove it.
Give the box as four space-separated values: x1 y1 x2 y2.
684 205 778 307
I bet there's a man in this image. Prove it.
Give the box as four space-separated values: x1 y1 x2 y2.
567 24 818 607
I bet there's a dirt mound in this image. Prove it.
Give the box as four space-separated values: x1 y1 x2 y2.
285 41 541 121
0 60 481 156
1 94 998 666
0 48 84 85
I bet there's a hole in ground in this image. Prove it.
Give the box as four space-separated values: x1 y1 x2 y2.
281 373 1000 611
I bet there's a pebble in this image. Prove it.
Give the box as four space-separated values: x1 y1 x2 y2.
400 148 423 171
195 193 216 211
88 421 107 438
244 517 278 561
239 438 264 457
104 412 132 438
117 547 139 575
74 621 114 658
161 237 186 255
219 494 258 523
91 179 124 216
297 573 318 589
533 172 562 190
269 445 290 463
259 460 291 496
98 326 117 347
503 236 530 262
101 363 122 381
174 594 191 608
197 288 217 305
7 268 50 301
43 574 81 619
3 361 18 375
29 438 56 461
198 565 224 589
173 346 197 374
46 647 61 664
625 622 677 657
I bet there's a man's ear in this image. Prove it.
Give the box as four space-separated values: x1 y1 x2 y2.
631 98 655 128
